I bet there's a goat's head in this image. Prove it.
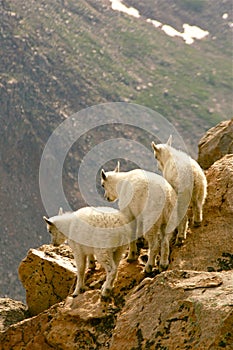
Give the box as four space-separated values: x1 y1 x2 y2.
43 216 66 246
151 136 172 171
101 161 120 202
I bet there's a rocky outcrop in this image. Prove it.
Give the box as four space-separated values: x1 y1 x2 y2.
110 270 233 350
198 119 233 169
170 154 233 272
18 243 144 316
0 298 28 332
17 154 233 317
1 271 232 349
1 122 233 349
0 259 145 349
18 244 77 316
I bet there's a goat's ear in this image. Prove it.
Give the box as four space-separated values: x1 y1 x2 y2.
58 207 63 216
166 135 172 146
43 216 53 226
114 161 120 173
101 169 107 181
151 141 159 152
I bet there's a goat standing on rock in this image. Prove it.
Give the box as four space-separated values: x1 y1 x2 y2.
43 207 131 298
101 162 178 273
152 136 207 245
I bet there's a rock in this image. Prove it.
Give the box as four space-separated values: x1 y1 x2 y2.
18 243 144 316
110 270 233 350
170 154 233 272
2 122 232 349
205 154 233 216
0 298 28 331
198 119 233 169
1 271 232 349
18 244 77 316
1 260 144 349
0 292 116 350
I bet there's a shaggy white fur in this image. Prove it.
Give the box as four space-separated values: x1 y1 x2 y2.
101 163 178 272
43 206 130 298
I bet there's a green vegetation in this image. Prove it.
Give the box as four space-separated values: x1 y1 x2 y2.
177 0 205 12
1 0 232 150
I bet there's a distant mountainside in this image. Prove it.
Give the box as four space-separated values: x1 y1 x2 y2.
0 0 232 300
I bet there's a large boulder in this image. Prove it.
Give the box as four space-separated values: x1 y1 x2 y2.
18 244 77 316
110 270 233 349
0 292 116 350
1 271 232 349
3 121 231 349
17 157 233 318
18 243 144 316
198 119 233 170
170 154 233 272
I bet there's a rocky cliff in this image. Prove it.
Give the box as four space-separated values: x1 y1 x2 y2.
0 121 232 349
1 0 232 301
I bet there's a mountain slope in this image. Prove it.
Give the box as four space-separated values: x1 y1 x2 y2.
0 0 232 300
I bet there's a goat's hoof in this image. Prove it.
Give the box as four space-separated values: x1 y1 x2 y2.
144 264 153 275
144 270 153 277
159 264 168 272
101 289 112 302
193 221 201 227
126 250 138 262
175 237 184 247
101 294 112 302
72 288 85 297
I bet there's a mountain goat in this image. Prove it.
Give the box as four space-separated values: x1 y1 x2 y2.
152 136 207 244
101 163 178 273
43 206 131 298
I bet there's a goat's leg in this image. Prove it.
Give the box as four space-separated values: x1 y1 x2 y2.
144 227 160 274
72 251 86 296
87 254 96 270
175 214 188 246
127 220 138 262
97 252 117 298
160 225 170 271
127 241 137 262
192 199 203 227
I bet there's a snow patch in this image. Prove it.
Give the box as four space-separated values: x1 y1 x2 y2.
161 24 208 45
110 0 140 18
109 1 209 45
147 18 162 28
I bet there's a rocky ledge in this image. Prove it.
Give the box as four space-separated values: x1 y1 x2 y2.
0 120 232 349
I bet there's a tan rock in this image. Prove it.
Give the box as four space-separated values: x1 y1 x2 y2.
1 121 233 349
18 241 145 316
198 119 233 169
205 154 233 216
2 271 232 349
18 244 77 316
170 154 233 272
1 260 144 349
0 298 27 331
110 270 233 350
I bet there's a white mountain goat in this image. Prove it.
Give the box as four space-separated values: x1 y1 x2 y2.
101 163 178 273
43 206 131 298
151 136 207 244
